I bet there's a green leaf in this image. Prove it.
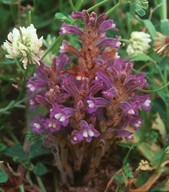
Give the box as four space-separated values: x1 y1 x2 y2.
140 0 148 9
128 54 155 62
0 188 5 192
33 163 48 176
130 0 148 16
151 149 166 168
114 173 124 184
161 19 169 35
4 144 27 162
117 143 135 149
55 12 72 23
0 0 19 4
75 0 83 11
122 163 134 179
29 143 50 159
136 8 146 17
0 171 8 183
165 146 169 154
136 172 150 187
0 143 7 152
143 20 157 38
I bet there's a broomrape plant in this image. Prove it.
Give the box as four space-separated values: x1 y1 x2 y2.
26 10 151 186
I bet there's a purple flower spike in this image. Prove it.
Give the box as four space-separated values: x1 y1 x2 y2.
86 96 110 114
60 23 84 36
80 120 100 143
99 19 118 31
27 10 151 163
50 103 75 127
96 37 121 49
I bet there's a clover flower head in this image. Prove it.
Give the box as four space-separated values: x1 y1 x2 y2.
127 31 151 55
3 24 43 69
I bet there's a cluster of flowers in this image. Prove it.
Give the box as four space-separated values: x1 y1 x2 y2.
27 10 151 144
3 24 43 69
127 31 151 55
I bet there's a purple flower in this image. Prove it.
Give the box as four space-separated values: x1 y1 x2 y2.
96 70 112 89
71 130 83 144
45 118 61 133
28 96 38 108
120 101 138 116
125 74 148 92
62 79 79 97
96 37 121 49
50 103 75 127
26 75 47 94
102 86 118 99
34 93 49 107
139 95 151 111
60 23 84 36
95 13 108 27
72 12 83 20
60 40 80 57
80 120 100 142
114 129 134 140
88 80 103 96
110 59 133 75
94 57 105 65
31 119 45 134
131 118 143 130
99 19 118 31
86 96 110 114
56 53 72 71
71 120 100 144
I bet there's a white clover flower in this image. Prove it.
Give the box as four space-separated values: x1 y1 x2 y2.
126 31 151 55
3 24 43 69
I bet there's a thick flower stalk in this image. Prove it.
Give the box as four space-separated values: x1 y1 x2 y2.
3 24 43 69
127 31 151 55
27 10 150 186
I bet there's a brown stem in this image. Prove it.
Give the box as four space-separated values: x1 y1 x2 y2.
82 143 106 184
60 142 74 184
73 143 85 172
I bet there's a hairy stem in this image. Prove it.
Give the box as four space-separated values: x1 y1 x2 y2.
162 0 167 20
87 0 109 12
106 2 123 15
